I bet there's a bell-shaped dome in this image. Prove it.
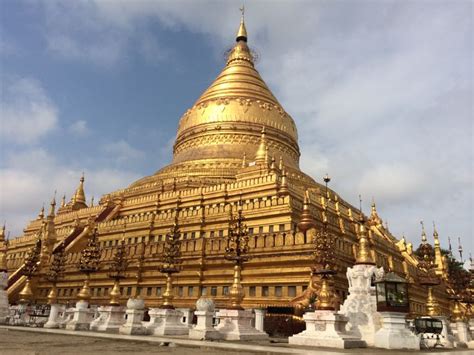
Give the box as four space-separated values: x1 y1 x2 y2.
172 18 300 172
131 17 302 187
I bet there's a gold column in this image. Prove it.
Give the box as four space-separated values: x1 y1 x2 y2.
426 286 440 316
161 273 174 309
229 264 244 309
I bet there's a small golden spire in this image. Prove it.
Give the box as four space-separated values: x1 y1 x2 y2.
270 156 276 172
61 194 66 208
242 152 247 168
38 204 45 220
432 221 440 246
236 5 248 42
458 237 463 262
72 173 86 206
355 204 375 265
90 196 94 207
0 223 5 242
278 156 283 170
420 220 427 243
368 198 382 226
298 189 315 233
279 168 288 195
48 193 56 217
254 126 267 163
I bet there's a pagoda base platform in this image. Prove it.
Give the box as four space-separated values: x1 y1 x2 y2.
215 309 268 341
289 310 365 349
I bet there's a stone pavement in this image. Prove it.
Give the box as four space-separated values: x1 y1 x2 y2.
0 326 472 355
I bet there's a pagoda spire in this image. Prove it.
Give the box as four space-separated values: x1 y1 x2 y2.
420 220 427 243
432 221 440 247
37 205 45 220
48 193 56 218
0 223 5 243
367 198 382 226
236 5 248 42
61 194 66 208
72 173 86 205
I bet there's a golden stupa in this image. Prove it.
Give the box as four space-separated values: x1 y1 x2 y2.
1 16 457 320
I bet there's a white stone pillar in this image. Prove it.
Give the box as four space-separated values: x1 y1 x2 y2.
289 310 365 348
119 298 148 335
439 316 456 348
452 320 471 347
339 264 384 346
0 271 9 324
146 308 189 336
90 306 126 333
65 300 94 331
177 307 194 326
374 312 419 350
215 308 269 341
189 298 221 340
254 308 266 332
58 307 75 328
44 304 65 329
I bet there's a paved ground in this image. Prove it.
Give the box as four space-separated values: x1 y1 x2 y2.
0 327 473 355
0 329 255 355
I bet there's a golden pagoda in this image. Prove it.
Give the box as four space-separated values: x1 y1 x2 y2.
1 15 458 323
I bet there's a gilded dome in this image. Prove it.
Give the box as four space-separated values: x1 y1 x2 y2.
131 18 302 187
172 18 300 171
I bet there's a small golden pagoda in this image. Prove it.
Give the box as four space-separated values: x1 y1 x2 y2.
1 15 459 323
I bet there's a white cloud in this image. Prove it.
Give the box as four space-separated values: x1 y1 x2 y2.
0 147 140 238
68 120 89 136
0 77 58 144
102 140 145 163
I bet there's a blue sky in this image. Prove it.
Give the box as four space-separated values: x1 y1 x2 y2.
0 0 472 261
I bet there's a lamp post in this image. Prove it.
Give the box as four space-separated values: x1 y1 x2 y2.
108 237 128 306
157 210 182 309
312 174 338 310
224 199 250 310
416 221 440 316
19 237 41 304
77 227 101 302
45 242 66 305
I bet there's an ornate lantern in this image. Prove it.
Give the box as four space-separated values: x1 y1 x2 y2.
375 272 410 313
45 242 66 305
108 237 128 306
311 174 338 310
224 199 250 309
157 210 182 309
416 221 440 316
77 227 101 301
19 237 42 304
